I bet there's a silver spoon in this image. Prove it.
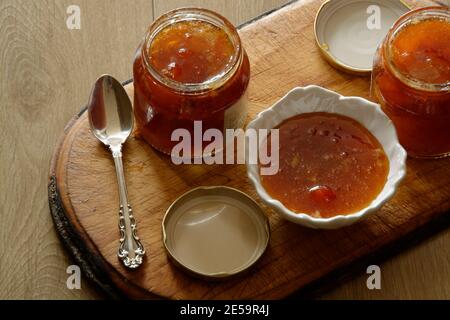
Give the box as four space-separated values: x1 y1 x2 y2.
87 75 145 269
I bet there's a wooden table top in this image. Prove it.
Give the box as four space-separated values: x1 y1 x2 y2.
1 0 449 299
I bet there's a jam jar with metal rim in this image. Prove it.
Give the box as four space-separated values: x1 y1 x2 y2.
371 6 450 159
133 8 250 157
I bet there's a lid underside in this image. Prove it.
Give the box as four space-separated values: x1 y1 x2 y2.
315 0 410 73
162 187 269 279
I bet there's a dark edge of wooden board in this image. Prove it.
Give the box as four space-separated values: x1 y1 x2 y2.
49 175 124 299
48 0 450 300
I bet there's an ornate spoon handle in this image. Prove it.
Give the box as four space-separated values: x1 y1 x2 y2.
110 144 145 269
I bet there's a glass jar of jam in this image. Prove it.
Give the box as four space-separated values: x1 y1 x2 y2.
371 7 450 159
133 8 250 156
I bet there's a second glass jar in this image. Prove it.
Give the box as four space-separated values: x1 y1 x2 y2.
371 7 450 159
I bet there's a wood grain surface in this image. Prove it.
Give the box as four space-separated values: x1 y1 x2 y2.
50 0 450 299
1 0 450 299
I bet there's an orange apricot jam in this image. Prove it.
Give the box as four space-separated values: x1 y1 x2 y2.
260 113 389 218
133 8 250 155
372 7 450 158
149 20 235 84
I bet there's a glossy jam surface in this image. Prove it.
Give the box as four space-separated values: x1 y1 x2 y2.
372 12 450 158
391 19 450 84
134 16 250 155
260 113 389 218
148 20 235 84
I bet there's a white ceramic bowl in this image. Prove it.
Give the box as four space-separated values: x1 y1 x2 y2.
246 86 407 229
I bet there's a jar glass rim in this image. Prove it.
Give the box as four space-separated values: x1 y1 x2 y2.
384 6 450 92
142 7 243 94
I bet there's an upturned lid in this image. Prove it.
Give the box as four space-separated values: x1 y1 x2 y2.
314 0 410 75
162 186 270 279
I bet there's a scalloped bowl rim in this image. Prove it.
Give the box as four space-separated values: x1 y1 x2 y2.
246 85 407 229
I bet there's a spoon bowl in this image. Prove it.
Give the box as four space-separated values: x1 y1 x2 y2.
88 75 133 146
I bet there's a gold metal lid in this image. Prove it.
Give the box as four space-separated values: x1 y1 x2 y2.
314 0 410 75
162 186 270 280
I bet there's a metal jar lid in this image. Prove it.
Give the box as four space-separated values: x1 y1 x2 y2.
314 0 410 75
162 186 270 280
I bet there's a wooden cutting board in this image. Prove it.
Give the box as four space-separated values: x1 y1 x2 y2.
48 0 450 299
